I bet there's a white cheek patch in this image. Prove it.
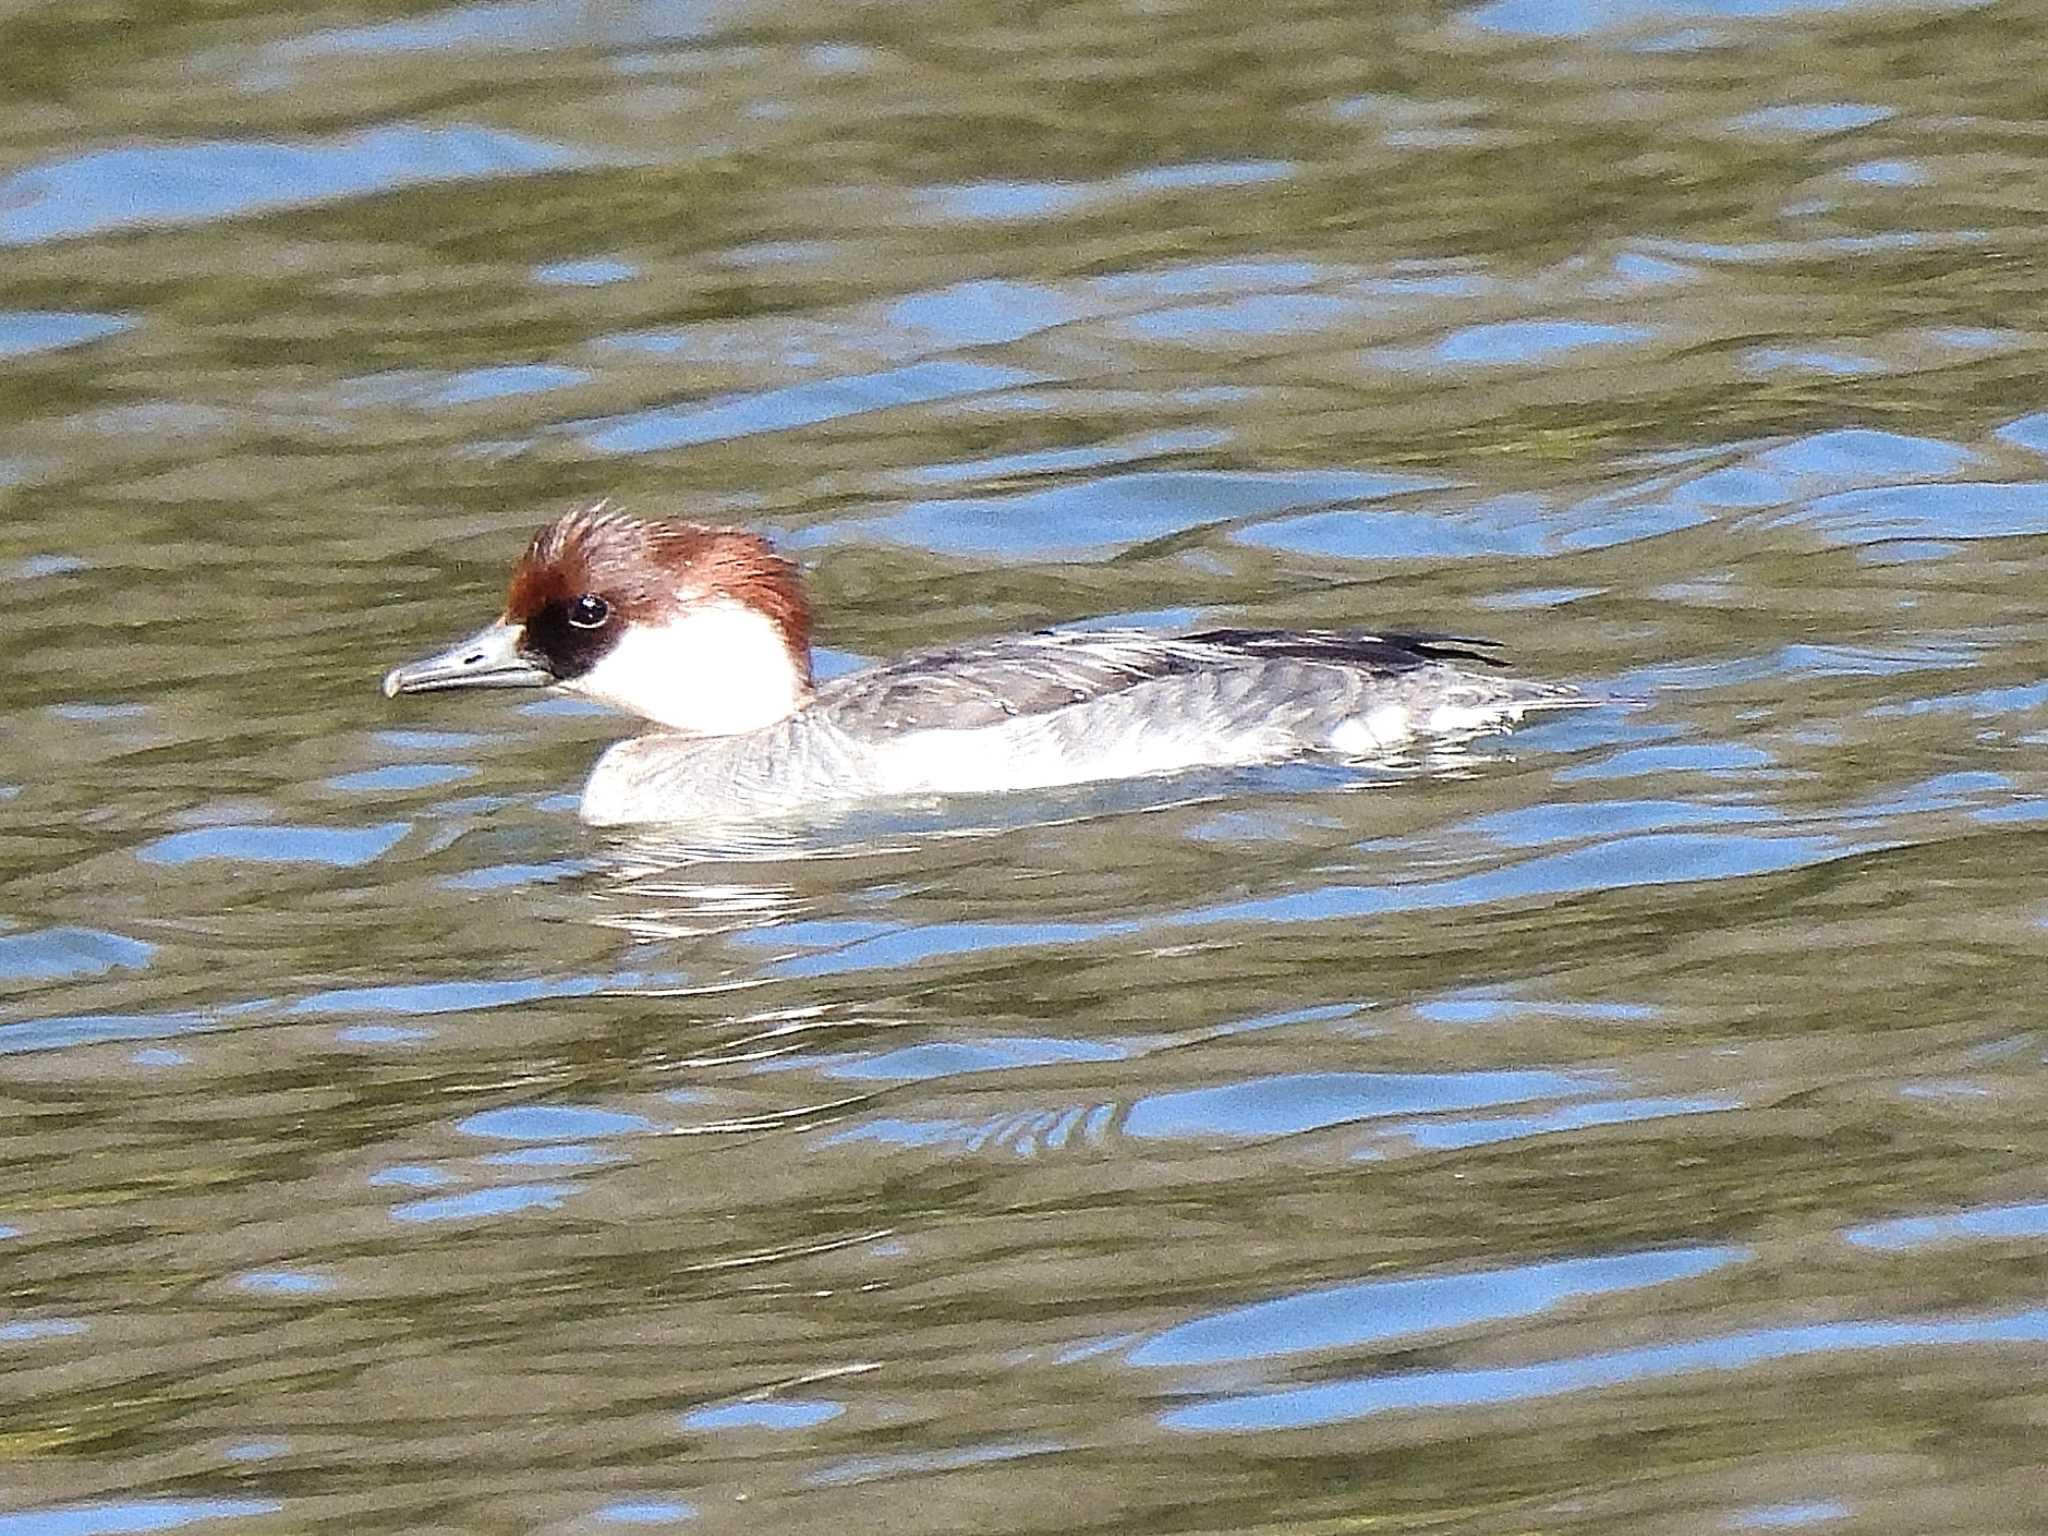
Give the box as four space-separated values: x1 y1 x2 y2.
564 600 805 734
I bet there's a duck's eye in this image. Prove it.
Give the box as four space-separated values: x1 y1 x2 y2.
568 594 610 630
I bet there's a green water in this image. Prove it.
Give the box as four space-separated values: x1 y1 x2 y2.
3 0 2048 1531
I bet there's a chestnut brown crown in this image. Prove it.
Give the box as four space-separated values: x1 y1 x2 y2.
503 506 813 687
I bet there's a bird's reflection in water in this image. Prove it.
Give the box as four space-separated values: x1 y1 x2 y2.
566 744 1541 983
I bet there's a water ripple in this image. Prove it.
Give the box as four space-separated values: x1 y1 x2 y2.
1165 1306 2048 1433
1125 1069 1591 1140
0 1500 283 1536
0 125 591 244
1131 1245 1744 1366
580 361 1042 454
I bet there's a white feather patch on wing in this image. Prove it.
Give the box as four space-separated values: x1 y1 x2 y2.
1426 698 1514 733
1328 704 1413 755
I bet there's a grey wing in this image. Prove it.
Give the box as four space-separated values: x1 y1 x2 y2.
812 627 1495 732
812 631 1172 731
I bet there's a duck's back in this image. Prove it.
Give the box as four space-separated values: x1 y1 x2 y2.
838 629 1558 794
815 627 1511 730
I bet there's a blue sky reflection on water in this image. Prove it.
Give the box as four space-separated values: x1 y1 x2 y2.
0 1503 282 1536
742 826 1869 983
0 126 590 244
0 310 134 357
1844 1201 2048 1252
137 823 410 868
580 361 1044 455
1174 832 1855 928
1130 1245 1746 1366
1165 1308 2048 1434
1122 1069 1591 1140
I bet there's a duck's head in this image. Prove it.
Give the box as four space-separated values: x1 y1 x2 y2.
382 506 813 734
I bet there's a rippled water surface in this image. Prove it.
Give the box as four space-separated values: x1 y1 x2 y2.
5 1 2048 1531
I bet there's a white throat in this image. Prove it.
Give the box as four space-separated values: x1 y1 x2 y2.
562 599 808 735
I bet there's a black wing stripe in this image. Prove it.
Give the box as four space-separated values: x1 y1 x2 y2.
1180 628 1508 669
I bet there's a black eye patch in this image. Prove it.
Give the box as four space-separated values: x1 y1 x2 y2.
521 597 619 680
